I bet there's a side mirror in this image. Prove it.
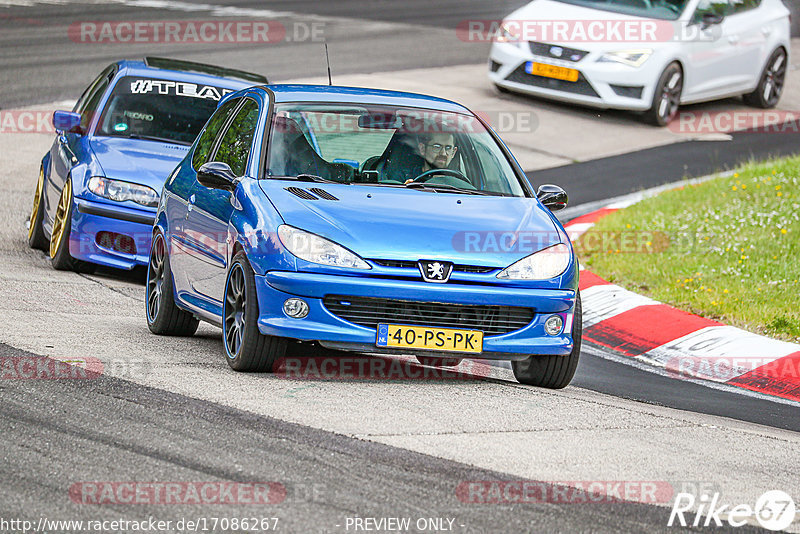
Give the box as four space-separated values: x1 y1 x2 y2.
197 162 238 191
536 184 568 211
53 110 82 134
700 12 724 29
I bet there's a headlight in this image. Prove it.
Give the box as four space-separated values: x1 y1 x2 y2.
87 176 159 207
495 22 521 43
597 49 652 68
278 225 370 270
497 243 571 280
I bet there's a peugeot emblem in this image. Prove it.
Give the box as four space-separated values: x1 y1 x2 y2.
418 260 454 283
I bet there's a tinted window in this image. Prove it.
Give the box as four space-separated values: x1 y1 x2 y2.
729 0 761 14
192 98 241 170
215 99 259 177
73 64 114 116
76 67 115 132
693 0 732 20
554 0 688 20
96 76 235 145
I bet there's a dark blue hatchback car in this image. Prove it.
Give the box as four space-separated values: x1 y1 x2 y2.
28 57 266 271
147 84 581 388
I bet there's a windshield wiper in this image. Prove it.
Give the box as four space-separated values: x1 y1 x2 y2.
276 174 348 184
404 182 497 196
125 134 190 146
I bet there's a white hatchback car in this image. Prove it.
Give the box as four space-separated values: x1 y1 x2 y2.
488 0 790 125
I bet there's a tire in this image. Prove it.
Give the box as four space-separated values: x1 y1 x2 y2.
49 179 95 273
223 251 287 372
743 47 787 109
646 62 682 127
416 356 460 367
146 232 199 336
512 292 582 389
28 166 49 251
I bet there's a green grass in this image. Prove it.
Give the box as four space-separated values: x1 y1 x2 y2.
579 156 800 342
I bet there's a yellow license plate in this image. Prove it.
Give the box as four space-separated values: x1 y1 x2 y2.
525 61 579 82
376 324 483 353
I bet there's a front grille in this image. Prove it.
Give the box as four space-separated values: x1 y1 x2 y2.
529 42 588 62
370 259 495 273
323 295 534 336
505 64 599 97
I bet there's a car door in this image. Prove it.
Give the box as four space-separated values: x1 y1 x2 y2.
47 66 114 230
682 0 764 99
184 98 260 303
168 97 241 297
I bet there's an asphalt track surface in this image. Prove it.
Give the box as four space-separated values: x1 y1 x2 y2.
1 1 799 533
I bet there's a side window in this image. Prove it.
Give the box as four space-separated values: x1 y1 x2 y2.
692 0 731 21
729 0 761 14
214 99 259 177
74 66 115 132
192 98 241 170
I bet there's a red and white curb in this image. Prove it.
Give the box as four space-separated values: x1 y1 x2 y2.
564 207 800 404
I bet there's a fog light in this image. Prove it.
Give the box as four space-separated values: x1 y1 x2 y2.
544 315 563 336
283 298 309 318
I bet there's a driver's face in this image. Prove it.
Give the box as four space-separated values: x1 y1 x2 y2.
419 134 457 169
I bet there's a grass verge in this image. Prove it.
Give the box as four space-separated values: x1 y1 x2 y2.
579 156 799 342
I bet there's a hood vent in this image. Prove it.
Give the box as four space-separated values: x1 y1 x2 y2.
285 187 319 200
309 188 339 201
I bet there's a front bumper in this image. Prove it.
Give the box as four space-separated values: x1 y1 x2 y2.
489 41 663 111
69 198 156 270
255 271 577 360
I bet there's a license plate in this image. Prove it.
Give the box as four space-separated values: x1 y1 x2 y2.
376 324 483 353
525 61 579 82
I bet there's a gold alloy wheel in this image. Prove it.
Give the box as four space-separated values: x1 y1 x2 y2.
28 168 44 240
49 180 71 259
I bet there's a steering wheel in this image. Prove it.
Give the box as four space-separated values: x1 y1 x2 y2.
410 168 472 185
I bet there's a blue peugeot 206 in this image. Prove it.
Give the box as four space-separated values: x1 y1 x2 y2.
28 57 267 272
146 84 581 388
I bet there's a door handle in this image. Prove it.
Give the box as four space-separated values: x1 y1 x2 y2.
762 26 772 36
186 194 195 217
727 34 739 44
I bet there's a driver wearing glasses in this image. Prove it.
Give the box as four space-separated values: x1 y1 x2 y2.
418 132 458 172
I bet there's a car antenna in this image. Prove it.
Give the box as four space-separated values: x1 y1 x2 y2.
324 42 333 86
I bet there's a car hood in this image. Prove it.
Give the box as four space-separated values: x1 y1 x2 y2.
90 137 190 193
506 0 672 50
259 180 563 268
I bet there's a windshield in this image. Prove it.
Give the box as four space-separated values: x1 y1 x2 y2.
552 0 689 20
96 76 234 145
265 103 527 197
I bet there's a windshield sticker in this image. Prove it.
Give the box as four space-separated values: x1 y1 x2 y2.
128 79 233 101
113 123 129 132
123 110 153 121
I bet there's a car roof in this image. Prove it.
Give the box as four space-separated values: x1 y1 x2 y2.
264 84 472 114
114 57 268 89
